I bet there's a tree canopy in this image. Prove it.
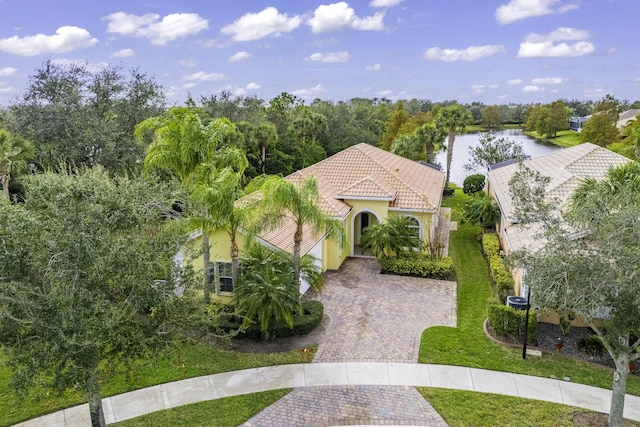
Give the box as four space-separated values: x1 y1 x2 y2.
464 132 529 171
509 162 640 427
0 167 190 427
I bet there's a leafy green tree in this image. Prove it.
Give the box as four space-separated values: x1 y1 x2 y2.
8 60 164 172
509 162 640 427
136 107 238 302
436 105 473 187
258 175 345 285
361 215 423 259
580 114 619 147
0 167 188 427
233 245 323 340
545 100 569 138
482 105 502 129
381 102 409 150
0 129 35 200
464 132 529 171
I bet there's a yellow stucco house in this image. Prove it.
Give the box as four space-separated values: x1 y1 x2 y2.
195 142 446 302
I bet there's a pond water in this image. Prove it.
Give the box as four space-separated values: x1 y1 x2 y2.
434 129 561 186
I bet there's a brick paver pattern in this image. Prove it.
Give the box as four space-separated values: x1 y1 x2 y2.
314 258 457 363
243 258 456 426
243 385 447 427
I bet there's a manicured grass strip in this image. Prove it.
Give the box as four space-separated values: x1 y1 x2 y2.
0 343 314 427
418 388 632 427
420 190 640 396
111 389 291 427
524 130 580 147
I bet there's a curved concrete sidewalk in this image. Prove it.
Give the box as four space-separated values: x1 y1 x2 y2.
14 363 640 426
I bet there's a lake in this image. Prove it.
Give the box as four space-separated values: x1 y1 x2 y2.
434 129 561 185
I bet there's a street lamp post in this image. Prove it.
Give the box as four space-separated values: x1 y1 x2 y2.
522 288 531 359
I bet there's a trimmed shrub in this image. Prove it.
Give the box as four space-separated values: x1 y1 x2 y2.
380 252 454 280
463 174 486 195
488 299 537 343
482 233 514 302
576 334 606 356
218 300 324 340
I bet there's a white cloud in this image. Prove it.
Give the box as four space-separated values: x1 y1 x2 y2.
221 7 301 41
370 0 404 7
518 40 593 57
0 67 17 77
0 26 97 56
0 82 15 94
291 84 327 98
471 84 485 94
366 63 381 71
245 82 260 90
495 0 578 25
217 82 261 97
506 78 522 85
489 84 499 89
104 12 208 45
181 71 225 82
518 27 594 58
50 58 108 73
424 44 506 62
525 27 590 43
531 77 564 84
523 85 544 92
583 87 611 99
375 89 394 98
634 77 640 83
229 51 252 63
179 59 197 67
111 48 134 58
306 51 350 63
308 2 385 33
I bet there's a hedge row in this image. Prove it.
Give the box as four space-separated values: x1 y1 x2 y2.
219 300 324 340
488 299 538 343
380 252 454 280
482 233 514 302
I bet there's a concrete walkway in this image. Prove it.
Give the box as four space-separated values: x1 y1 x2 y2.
15 363 640 426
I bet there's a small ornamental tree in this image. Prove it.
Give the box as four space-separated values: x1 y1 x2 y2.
462 174 485 195
509 162 640 427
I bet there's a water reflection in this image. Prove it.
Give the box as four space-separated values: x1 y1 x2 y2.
434 129 561 185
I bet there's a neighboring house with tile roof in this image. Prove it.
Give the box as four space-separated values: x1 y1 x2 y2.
486 143 631 323
194 143 446 302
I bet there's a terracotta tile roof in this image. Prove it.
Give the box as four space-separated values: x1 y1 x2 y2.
488 143 632 252
253 143 445 255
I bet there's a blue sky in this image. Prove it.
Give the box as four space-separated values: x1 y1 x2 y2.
0 0 638 107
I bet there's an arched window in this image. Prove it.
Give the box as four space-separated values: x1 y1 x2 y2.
406 216 421 239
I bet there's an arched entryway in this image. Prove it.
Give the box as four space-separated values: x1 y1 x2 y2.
351 210 380 257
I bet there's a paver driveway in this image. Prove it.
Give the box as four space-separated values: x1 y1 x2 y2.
244 258 456 426
313 257 457 364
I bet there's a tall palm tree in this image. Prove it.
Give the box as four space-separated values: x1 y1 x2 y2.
416 123 446 163
258 175 345 286
436 105 473 187
0 129 35 200
191 153 252 293
135 107 237 302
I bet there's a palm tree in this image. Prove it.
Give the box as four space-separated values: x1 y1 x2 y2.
234 244 325 340
135 107 237 302
361 215 423 259
191 153 253 293
0 129 35 200
436 105 473 187
258 175 345 287
416 123 446 163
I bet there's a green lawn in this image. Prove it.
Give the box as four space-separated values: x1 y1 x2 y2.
111 389 291 427
524 129 581 147
0 342 314 427
420 189 640 396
